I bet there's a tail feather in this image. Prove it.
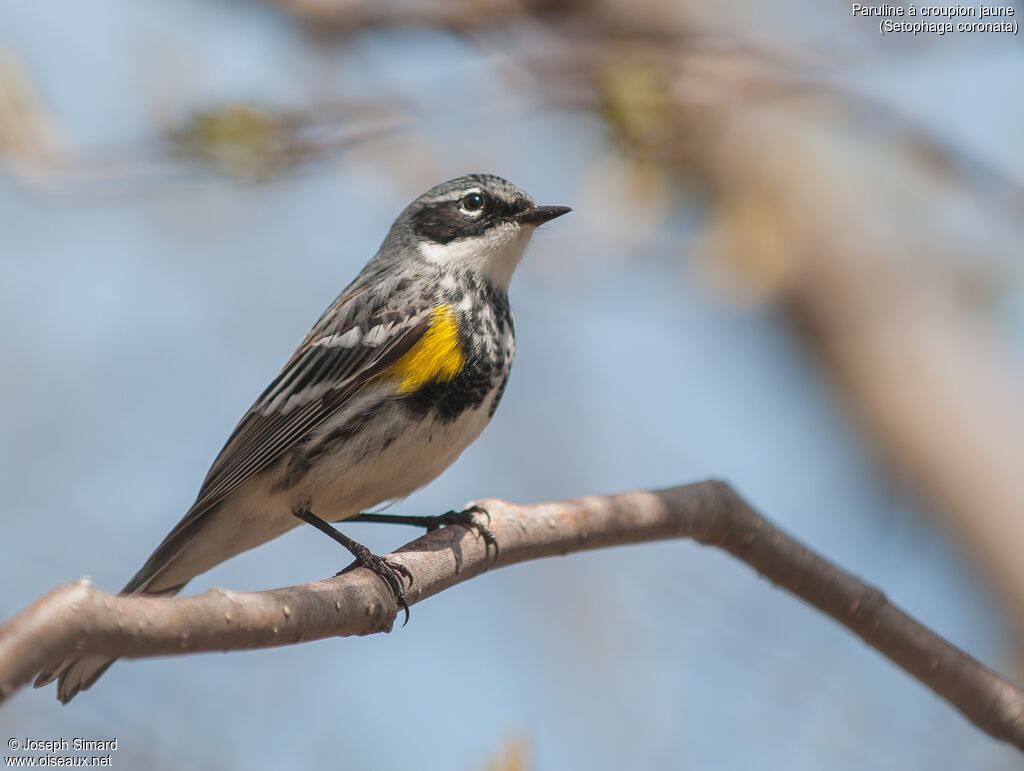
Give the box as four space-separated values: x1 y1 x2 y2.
35 656 116 705
37 500 247 701
33 579 189 703
34 507 210 703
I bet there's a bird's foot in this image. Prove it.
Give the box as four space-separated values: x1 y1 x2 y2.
346 504 499 556
337 545 413 625
292 505 413 625
427 505 498 555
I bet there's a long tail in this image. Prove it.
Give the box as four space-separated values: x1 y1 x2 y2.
32 574 188 703
36 495 285 702
33 524 202 703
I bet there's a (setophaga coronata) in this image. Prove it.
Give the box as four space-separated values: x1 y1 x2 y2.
35 173 571 703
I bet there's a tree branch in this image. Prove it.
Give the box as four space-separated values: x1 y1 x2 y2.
2 481 1023 749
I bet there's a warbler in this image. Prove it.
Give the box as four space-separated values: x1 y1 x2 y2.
35 173 570 703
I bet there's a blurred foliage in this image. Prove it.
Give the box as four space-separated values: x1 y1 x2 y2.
165 99 405 181
594 57 671 161
0 49 64 184
480 737 529 771
168 103 290 180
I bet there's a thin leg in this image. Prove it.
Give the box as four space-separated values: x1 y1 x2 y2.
349 505 498 554
293 506 413 624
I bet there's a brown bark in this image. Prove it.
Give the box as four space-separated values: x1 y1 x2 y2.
3 482 1023 750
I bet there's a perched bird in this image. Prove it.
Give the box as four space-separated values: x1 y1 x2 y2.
35 174 571 703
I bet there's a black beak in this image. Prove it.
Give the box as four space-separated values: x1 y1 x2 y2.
517 205 572 226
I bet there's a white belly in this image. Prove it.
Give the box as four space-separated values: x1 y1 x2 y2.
157 388 499 588
299 399 495 517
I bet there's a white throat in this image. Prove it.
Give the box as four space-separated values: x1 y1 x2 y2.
417 223 535 289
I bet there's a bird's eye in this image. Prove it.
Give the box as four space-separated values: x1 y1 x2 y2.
460 192 486 213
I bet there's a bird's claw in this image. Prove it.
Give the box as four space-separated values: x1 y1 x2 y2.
338 545 413 625
428 505 498 556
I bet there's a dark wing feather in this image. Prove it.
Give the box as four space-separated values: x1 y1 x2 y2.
201 312 429 511
122 308 430 594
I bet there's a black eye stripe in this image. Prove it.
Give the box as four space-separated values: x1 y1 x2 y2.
411 192 532 244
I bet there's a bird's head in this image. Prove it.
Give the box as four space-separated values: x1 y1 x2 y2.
386 174 571 289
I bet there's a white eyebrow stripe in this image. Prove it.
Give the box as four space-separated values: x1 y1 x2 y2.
424 187 482 205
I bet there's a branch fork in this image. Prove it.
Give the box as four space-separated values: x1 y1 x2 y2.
2 481 1022 751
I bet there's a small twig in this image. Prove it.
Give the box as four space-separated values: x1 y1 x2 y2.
274 0 530 33
2 481 1023 749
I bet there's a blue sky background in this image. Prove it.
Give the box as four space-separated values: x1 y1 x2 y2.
1 1 1022 769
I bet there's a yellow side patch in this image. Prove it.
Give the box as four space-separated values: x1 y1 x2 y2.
386 304 464 393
